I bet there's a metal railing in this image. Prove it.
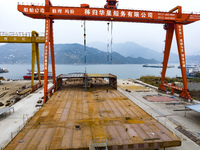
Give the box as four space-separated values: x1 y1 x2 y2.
0 32 44 37
89 137 108 150
0 109 40 149
17 2 44 6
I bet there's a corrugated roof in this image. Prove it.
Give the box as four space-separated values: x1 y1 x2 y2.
60 73 85 78
186 103 200 113
0 107 14 116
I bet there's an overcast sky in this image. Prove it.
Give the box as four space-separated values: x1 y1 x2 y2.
0 0 200 55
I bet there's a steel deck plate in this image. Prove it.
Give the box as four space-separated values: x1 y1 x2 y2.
5 83 181 150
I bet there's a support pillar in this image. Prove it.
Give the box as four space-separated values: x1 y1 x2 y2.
31 31 42 91
50 19 56 86
43 18 50 103
174 24 191 99
36 43 41 85
159 24 174 91
31 42 36 88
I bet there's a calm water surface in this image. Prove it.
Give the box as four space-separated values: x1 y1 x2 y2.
0 64 182 80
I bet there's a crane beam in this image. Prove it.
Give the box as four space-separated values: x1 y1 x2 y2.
0 33 44 43
17 5 200 24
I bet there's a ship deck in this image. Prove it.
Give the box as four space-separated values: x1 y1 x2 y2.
5 80 181 150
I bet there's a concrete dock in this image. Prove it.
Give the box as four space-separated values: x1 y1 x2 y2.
4 79 181 150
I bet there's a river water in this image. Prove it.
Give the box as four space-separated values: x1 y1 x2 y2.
0 64 182 80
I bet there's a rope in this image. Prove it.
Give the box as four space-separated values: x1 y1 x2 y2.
84 20 86 66
111 21 113 62
84 20 87 91
107 22 110 61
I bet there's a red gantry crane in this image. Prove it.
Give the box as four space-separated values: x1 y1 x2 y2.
17 0 200 102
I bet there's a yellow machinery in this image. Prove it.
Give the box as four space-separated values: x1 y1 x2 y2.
0 31 45 91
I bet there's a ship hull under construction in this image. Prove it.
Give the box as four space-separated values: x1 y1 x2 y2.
5 76 181 150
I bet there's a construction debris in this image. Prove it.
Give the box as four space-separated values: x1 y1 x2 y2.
176 126 200 146
0 80 32 108
0 91 8 98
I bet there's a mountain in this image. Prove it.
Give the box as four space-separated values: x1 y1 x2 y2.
88 41 179 63
0 44 33 64
0 43 159 64
186 55 200 64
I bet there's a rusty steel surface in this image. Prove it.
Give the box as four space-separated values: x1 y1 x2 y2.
176 126 200 146
87 73 116 78
5 82 181 150
59 73 116 79
60 73 85 78
58 73 117 89
145 96 177 102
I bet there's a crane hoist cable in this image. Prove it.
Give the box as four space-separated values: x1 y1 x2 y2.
83 20 87 91
110 21 113 62
107 22 110 61
84 20 86 66
107 21 114 62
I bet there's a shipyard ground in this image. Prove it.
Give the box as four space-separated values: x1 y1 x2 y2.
0 80 37 107
0 79 200 149
0 82 52 149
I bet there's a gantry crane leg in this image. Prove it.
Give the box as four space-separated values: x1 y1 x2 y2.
36 43 41 84
50 19 56 87
31 42 36 88
159 24 191 99
159 24 174 91
44 18 50 103
43 0 56 103
31 31 42 92
174 24 191 99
